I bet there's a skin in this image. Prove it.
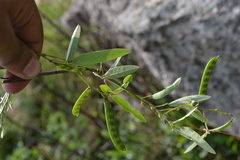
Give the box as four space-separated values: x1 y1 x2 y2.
0 0 43 94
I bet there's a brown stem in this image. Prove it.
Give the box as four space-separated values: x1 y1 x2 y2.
1 70 70 83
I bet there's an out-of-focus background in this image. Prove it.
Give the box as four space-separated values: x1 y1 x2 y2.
0 0 239 159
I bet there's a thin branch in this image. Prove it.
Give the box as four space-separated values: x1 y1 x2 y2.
1 70 70 83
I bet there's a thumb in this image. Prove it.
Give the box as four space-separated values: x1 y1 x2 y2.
0 6 41 79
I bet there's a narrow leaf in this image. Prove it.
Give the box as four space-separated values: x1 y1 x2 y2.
103 65 139 79
111 57 122 68
184 142 198 153
186 105 209 123
210 118 233 132
152 78 181 99
169 95 211 107
172 107 198 124
66 25 81 61
112 96 146 122
174 127 216 154
72 49 130 65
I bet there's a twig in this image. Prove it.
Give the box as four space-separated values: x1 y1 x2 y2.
1 70 70 83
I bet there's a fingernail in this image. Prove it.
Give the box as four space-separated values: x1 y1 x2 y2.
23 57 41 78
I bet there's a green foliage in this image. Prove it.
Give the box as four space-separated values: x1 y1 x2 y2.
72 48 130 66
0 4 238 158
66 25 81 61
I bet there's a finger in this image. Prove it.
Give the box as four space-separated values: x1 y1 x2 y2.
2 71 30 94
12 0 43 53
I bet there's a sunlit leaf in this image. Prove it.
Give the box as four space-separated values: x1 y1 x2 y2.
66 25 81 61
112 96 146 122
186 105 209 123
174 127 216 154
152 78 181 99
210 118 233 132
169 95 211 107
72 49 130 65
103 65 139 79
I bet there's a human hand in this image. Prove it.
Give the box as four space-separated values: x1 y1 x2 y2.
0 0 43 94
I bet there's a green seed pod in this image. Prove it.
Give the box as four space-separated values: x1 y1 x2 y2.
198 56 219 95
72 87 92 116
104 98 126 151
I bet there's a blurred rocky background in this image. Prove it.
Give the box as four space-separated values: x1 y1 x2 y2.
61 0 240 136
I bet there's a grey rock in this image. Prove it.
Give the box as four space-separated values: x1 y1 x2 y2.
61 0 240 136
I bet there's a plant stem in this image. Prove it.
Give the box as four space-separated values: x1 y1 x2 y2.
1 70 70 83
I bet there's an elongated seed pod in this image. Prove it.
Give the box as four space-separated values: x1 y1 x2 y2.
104 98 126 151
72 87 92 116
198 56 219 95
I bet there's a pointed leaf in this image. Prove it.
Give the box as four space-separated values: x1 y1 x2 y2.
103 65 139 79
72 49 130 65
174 127 216 154
111 57 122 68
169 95 211 107
172 107 198 124
112 96 146 122
66 25 81 61
186 105 209 123
184 142 198 153
152 78 181 99
210 118 233 132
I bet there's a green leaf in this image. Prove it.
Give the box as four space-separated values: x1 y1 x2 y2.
112 88 124 94
72 49 130 65
169 95 211 107
172 107 198 124
210 118 233 132
54 63 85 72
152 78 181 99
72 87 91 116
103 65 139 79
111 57 122 68
66 25 81 61
186 105 209 123
111 75 133 94
100 85 113 94
174 127 216 154
184 142 198 153
123 74 133 86
112 96 146 122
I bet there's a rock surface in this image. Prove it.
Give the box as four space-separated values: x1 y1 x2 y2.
61 0 240 136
